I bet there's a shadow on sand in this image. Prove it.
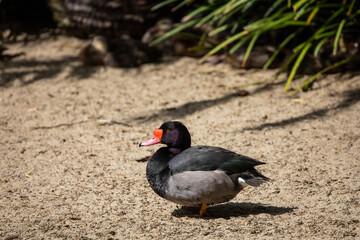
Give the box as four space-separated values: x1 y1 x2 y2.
131 90 249 123
0 53 184 87
242 87 360 132
172 202 295 219
0 56 96 87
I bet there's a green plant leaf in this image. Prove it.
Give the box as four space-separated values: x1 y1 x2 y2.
184 6 210 21
324 7 345 25
293 0 309 11
347 0 356 15
301 58 350 91
241 0 256 13
306 5 319 25
279 20 313 27
231 22 240 34
218 4 246 26
224 0 249 14
188 45 210 52
333 19 346 55
209 25 229 37
278 50 301 75
151 0 178 11
314 30 337 40
284 43 312 91
264 28 302 70
199 31 207 45
229 34 252 53
245 12 298 32
204 30 249 57
242 31 261 67
150 19 198 46
177 32 200 39
293 1 314 20
172 0 194 11
195 3 229 27
264 0 286 17
314 37 329 57
288 0 292 8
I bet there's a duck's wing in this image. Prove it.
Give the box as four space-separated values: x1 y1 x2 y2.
168 146 265 174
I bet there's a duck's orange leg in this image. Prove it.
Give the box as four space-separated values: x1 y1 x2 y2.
199 203 207 217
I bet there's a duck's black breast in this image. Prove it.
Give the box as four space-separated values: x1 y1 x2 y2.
146 147 175 198
168 146 265 175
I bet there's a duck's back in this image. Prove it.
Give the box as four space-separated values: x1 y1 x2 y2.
169 146 266 178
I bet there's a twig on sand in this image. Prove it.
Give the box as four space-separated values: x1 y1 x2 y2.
32 120 88 130
32 119 131 130
97 119 132 127
34 150 47 157
0 127 13 132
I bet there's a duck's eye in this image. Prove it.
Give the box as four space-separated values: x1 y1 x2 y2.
166 129 171 133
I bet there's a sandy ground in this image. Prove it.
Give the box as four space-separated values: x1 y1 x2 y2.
0 36 359 239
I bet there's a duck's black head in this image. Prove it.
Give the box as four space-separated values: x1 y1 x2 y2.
139 121 191 152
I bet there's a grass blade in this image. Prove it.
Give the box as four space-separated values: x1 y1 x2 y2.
306 6 319 25
284 43 312 91
224 0 249 14
195 3 228 27
294 1 314 20
333 19 346 55
314 30 337 40
324 7 345 25
241 0 257 13
218 4 246 26
183 6 210 21
150 19 198 46
264 0 285 17
188 45 211 52
314 37 329 57
172 0 194 11
229 34 252 53
242 31 261 67
178 32 217 46
288 0 292 8
204 30 249 57
231 22 240 34
278 50 301 75
151 0 178 11
209 24 229 37
287 57 350 94
293 0 309 12
264 28 301 69
347 0 356 15
301 58 351 91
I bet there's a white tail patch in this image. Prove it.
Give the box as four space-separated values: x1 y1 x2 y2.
238 177 248 187
238 177 245 183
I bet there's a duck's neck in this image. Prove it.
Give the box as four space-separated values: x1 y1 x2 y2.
168 147 185 154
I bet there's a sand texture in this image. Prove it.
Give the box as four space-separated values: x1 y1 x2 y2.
1 36 359 239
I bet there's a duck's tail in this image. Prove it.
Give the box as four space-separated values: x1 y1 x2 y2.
235 169 270 187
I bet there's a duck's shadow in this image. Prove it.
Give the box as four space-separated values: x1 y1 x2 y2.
172 202 295 219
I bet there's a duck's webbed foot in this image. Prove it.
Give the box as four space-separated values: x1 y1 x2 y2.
180 203 208 218
199 202 207 217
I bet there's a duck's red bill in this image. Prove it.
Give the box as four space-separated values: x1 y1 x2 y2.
139 128 163 147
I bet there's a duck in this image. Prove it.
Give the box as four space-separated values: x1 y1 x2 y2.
139 121 269 216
